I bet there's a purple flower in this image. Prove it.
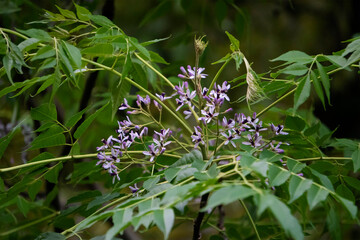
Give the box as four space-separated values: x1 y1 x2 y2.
221 130 240 148
156 92 173 101
153 100 162 110
174 81 196 111
143 143 160 162
96 136 114 151
249 121 267 133
191 126 205 149
178 65 208 79
269 141 284 154
221 117 235 130
270 124 288 135
119 98 130 110
199 106 219 124
242 133 263 148
129 183 139 197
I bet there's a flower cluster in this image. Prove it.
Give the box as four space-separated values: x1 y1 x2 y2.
96 64 289 185
96 116 149 182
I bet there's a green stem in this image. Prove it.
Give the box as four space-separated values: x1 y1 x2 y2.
291 156 352 162
257 88 296 117
0 152 180 172
82 58 193 134
0 212 59 236
207 58 231 95
134 52 174 89
0 27 28 40
239 200 261 240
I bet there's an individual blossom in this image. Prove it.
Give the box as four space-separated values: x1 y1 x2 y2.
199 106 219 124
96 136 115 151
221 130 240 148
129 183 140 197
242 133 263 148
174 82 196 111
221 117 235 130
249 121 267 133
191 126 205 149
156 92 173 101
270 124 288 135
143 143 160 162
269 141 284 154
119 98 130 110
178 65 208 80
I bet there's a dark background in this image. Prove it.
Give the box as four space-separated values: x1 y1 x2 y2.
1 0 359 136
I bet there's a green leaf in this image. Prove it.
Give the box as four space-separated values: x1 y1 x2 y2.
154 209 175 240
225 31 240 51
31 45 55 61
309 168 334 191
241 155 268 177
58 44 75 81
326 206 341 240
170 150 202 167
0 122 21 159
143 175 160 190
74 102 109 139
259 194 304 240
149 51 169 64
28 180 43 201
56 5 76 19
35 232 66 240
306 184 328 209
285 115 306 131
67 190 102 204
232 51 244 70
44 163 63 184
34 74 55 96
82 43 114 56
74 3 91 21
287 159 306 174
288 175 312 203
203 185 255 211
310 70 325 108
174 167 197 183
61 40 82 69
18 38 41 51
89 15 116 27
65 108 87 128
324 55 347 68
17 196 31 217
351 147 360 172
3 55 14 84
129 37 151 60
164 168 181 182
343 176 360 191
280 63 308 76
87 192 120 211
271 50 313 64
336 184 355 202
268 164 291 187
29 125 66 150
106 209 133 240
31 103 57 122
333 195 357 219
16 28 52 42
293 75 311 110
315 60 331 104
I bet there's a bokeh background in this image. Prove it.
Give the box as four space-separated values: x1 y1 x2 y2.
1 0 360 239
2 0 359 137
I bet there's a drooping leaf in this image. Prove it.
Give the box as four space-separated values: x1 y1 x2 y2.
44 163 64 184
259 194 304 240
336 184 355 202
285 115 306 131
293 75 311 111
89 15 116 28
306 184 329 210
154 208 175 240
309 168 334 191
315 60 331 104
268 164 291 187
56 5 76 19
333 195 357 219
164 168 181 182
16 28 52 42
170 150 202 167
65 108 87 128
271 50 313 64
326 206 342 240
143 175 160 191
105 208 133 240
351 147 360 172
28 180 43 201
203 185 255 211
31 103 57 122
61 40 82 69
288 175 312 203
74 102 109 139
310 70 325 108
280 63 308 76
81 43 114 56
17 196 31 217
29 125 66 150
